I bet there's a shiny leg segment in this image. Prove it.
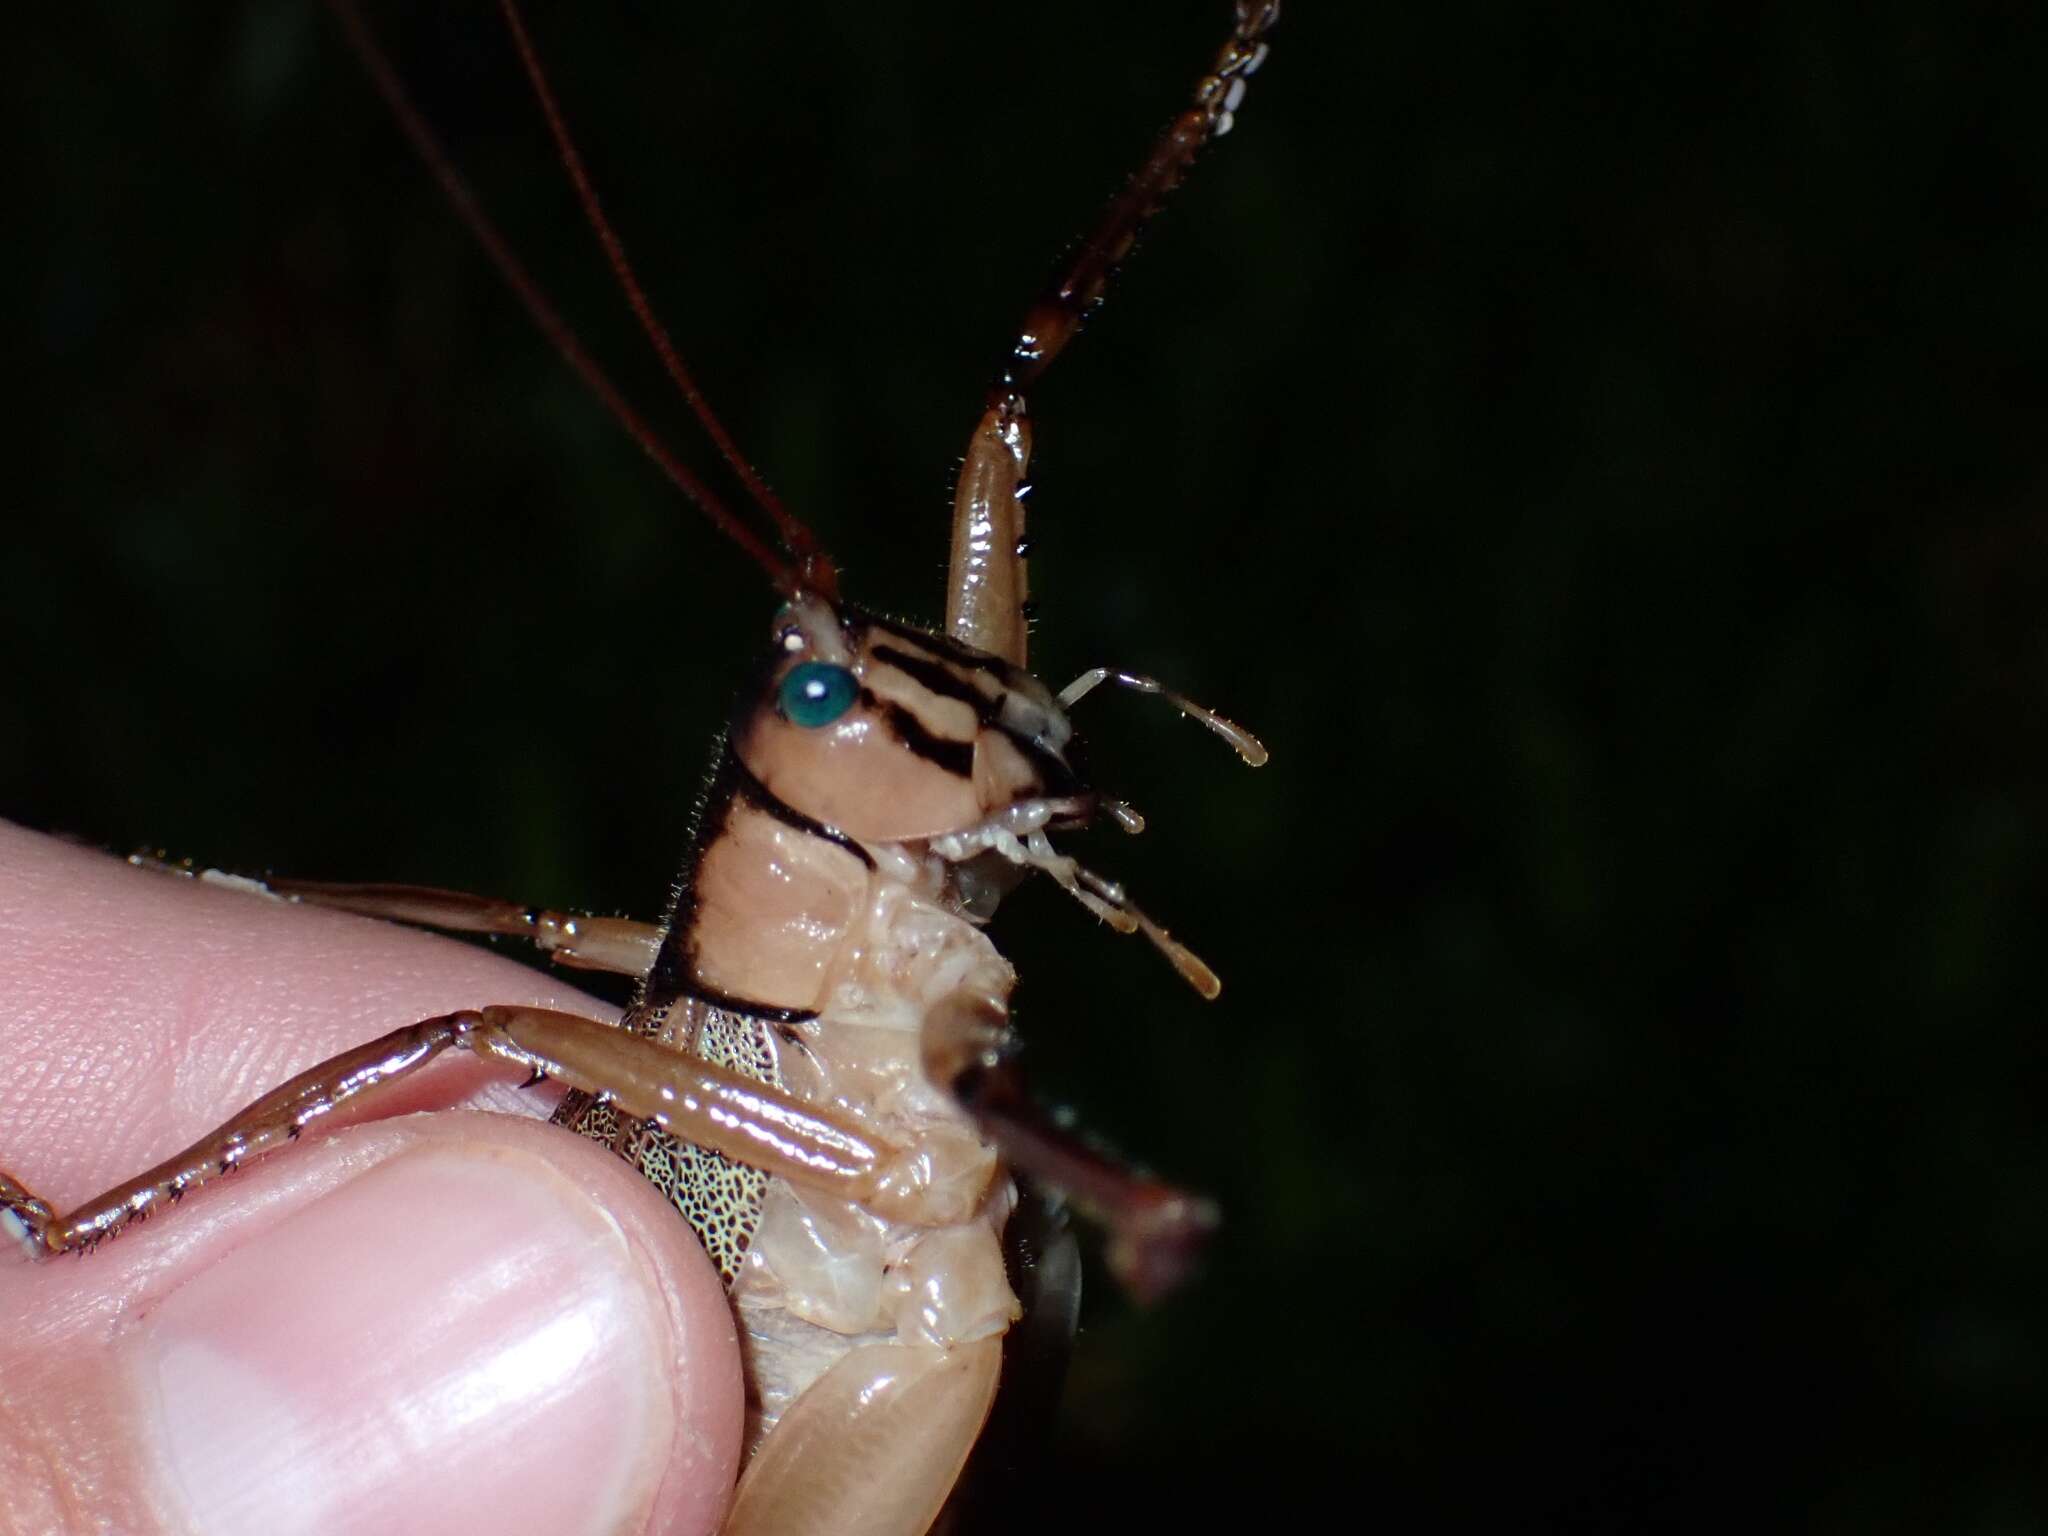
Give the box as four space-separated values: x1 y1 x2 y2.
263 876 663 977
921 986 1216 1304
0 1005 912 1257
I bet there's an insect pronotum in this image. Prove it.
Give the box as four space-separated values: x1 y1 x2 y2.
6 4 1278 1531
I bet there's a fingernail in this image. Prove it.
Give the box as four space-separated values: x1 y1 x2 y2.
132 1143 674 1536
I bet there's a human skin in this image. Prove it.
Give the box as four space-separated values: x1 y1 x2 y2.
0 821 742 1536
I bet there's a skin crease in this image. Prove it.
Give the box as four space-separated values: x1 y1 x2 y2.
0 821 743 1536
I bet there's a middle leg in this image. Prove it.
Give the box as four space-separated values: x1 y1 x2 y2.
263 876 663 977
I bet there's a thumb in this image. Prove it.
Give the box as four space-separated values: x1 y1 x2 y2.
0 825 741 1535
0 1112 742 1536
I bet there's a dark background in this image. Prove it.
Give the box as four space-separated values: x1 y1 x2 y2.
13 3 2048 1530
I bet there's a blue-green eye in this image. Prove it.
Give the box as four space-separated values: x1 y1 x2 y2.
778 661 859 728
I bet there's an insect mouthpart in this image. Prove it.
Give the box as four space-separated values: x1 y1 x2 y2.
926 797 1224 1000
923 667 1268 997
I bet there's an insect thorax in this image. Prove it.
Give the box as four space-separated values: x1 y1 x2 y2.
552 996 780 1284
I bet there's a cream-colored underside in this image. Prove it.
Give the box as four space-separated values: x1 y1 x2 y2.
728 863 1019 1447
557 842 1020 1533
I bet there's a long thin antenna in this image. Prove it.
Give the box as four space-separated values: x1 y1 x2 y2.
495 0 838 600
325 0 802 593
946 2 1281 665
1001 1 1280 398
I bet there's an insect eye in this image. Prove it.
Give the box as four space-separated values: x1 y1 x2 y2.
778 661 859 728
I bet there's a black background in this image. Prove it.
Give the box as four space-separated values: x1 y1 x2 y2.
13 3 2048 1530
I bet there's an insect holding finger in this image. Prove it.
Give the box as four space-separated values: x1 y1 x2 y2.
9 6 1283 1534
483 4 1281 1524
326 5 1287 1525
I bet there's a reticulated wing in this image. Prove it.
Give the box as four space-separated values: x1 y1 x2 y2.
552 999 782 1284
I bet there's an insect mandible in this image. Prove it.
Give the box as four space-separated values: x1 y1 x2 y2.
3 4 1278 1532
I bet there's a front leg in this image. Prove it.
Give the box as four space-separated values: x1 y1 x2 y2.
0 825 743 1536
2 1003 936 1255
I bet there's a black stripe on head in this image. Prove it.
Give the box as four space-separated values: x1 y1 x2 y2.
874 643 1082 798
866 689 977 778
854 608 1085 797
723 747 877 870
858 609 1015 676
1022 741 1081 797
872 643 1000 724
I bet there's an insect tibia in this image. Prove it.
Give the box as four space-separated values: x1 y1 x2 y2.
1103 1188 1222 1307
942 1052 1218 1307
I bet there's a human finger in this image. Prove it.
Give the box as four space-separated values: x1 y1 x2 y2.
0 823 742 1536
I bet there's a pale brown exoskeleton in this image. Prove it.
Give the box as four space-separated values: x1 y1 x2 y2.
1 4 1277 1531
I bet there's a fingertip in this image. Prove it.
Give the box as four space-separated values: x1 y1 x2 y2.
0 1114 743 1536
